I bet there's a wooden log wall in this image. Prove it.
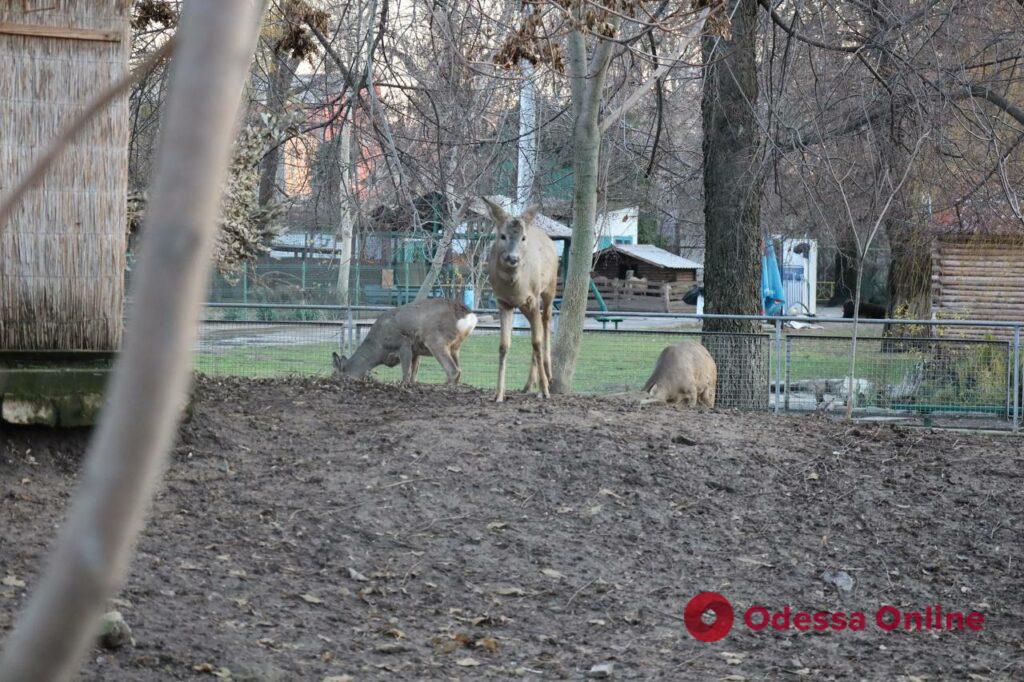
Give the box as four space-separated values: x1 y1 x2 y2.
931 236 1024 337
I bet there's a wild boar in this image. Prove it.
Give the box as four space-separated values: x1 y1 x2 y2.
642 341 717 407
332 298 477 385
842 300 887 319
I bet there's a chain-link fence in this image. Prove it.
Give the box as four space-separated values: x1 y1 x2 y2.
195 303 1023 430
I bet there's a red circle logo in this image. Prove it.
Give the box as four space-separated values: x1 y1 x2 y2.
684 592 734 642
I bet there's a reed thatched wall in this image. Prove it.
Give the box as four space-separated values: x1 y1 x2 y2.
0 1 130 350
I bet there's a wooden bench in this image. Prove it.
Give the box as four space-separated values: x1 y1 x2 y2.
596 315 624 330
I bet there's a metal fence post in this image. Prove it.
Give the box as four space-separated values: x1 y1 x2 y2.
242 261 248 304
1014 325 1020 432
774 318 782 414
784 335 792 412
345 304 354 353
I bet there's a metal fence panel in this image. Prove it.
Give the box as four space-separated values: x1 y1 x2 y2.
192 303 1024 430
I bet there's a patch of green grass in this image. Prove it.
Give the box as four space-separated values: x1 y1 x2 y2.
195 330 1010 410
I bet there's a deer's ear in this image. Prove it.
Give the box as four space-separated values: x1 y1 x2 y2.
481 196 508 224
521 204 541 223
332 352 347 370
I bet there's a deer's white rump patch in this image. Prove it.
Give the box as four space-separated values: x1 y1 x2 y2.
457 313 478 335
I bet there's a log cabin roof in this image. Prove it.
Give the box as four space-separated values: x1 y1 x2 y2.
596 244 702 270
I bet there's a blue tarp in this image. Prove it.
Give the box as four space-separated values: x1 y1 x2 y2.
762 239 786 316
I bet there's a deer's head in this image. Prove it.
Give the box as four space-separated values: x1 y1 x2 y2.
482 198 540 269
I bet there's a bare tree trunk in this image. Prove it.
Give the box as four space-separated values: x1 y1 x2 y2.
0 3 266 680
550 26 615 394
336 119 354 305
516 47 537 211
700 0 768 409
829 239 860 306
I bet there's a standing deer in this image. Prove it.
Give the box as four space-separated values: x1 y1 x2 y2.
482 198 559 401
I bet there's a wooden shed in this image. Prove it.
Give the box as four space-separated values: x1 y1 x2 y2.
930 206 1024 334
590 244 702 312
0 1 130 350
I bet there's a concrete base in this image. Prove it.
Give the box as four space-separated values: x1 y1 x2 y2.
0 351 114 427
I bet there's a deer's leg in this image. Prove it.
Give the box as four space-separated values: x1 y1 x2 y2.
541 298 553 384
528 308 549 398
450 343 462 383
410 354 421 383
496 306 513 402
398 344 415 385
426 336 460 384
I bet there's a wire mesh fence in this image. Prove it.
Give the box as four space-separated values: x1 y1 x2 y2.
193 303 1023 430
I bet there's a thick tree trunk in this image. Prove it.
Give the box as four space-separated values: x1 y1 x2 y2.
828 243 859 306
258 53 297 207
700 0 768 409
866 0 932 328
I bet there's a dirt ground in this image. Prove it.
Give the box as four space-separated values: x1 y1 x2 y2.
1 377 1022 680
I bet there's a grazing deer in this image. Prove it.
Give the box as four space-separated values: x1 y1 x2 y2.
332 298 477 385
642 341 717 407
482 198 559 402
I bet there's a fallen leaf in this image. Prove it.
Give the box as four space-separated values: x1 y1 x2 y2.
721 651 746 665
486 521 508 531
382 628 406 639
598 488 622 500
348 567 370 582
192 663 215 673
299 593 324 604
1 576 25 588
475 637 499 653
540 568 565 580
456 657 481 667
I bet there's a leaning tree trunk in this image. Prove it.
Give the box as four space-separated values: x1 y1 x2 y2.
0 2 267 678
700 0 768 409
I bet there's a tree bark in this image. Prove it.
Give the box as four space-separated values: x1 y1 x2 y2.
700 0 768 409
866 0 932 325
0 2 266 680
336 119 354 305
829 241 859 306
549 26 615 394
258 51 298 207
